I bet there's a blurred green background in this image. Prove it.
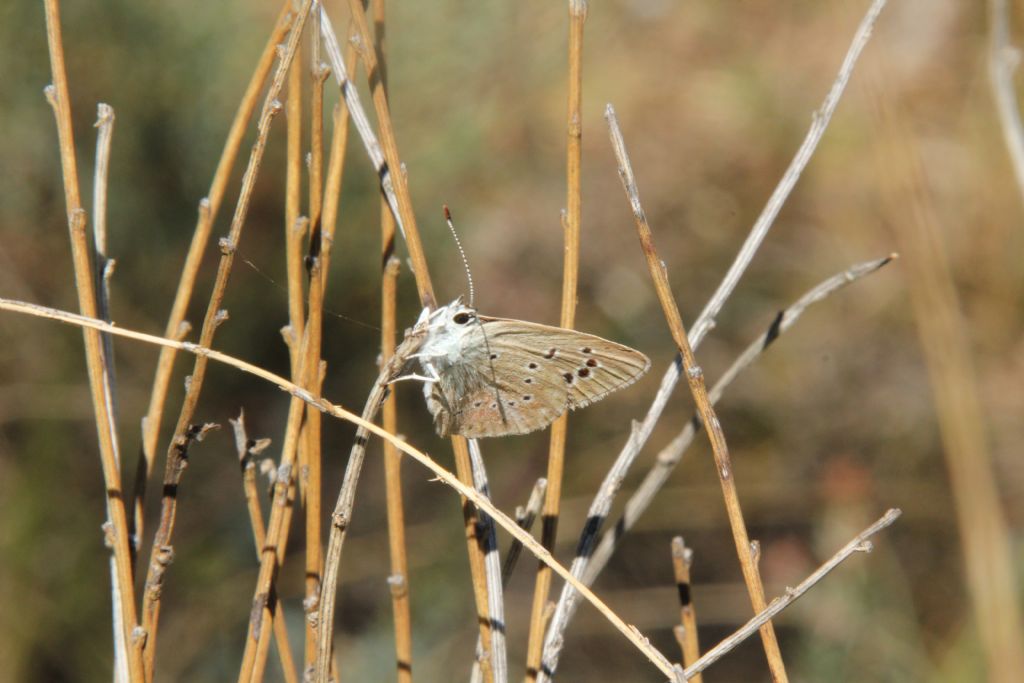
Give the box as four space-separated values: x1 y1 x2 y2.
1 0 1022 681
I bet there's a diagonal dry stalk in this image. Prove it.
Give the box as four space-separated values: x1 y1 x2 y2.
0 296 683 681
132 2 296 551
139 2 315 677
670 538 702 682
374 2 414 678
604 104 787 682
524 2 587 680
230 413 299 683
42 1 144 680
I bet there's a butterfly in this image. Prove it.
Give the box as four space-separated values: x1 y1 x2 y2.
401 297 650 438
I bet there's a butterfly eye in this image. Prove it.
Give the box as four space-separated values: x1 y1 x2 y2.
453 312 473 325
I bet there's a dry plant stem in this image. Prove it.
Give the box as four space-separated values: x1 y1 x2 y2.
502 478 548 586
92 103 129 683
133 2 295 547
141 2 314 675
988 0 1024 205
0 298 679 681
471 478 548 683
682 509 902 680
524 3 586 680
382 256 414 682
337 0 434 308
453 438 496 683
670 538 701 681
606 106 787 682
298 35 359 677
374 1 413 678
868 79 1024 682
285 35 305 369
231 415 300 683
582 255 896 588
93 104 117 385
42 2 144 680
469 440 509 683
319 9 405 242
688 0 887 346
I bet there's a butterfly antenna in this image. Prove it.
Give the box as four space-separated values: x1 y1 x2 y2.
444 204 475 307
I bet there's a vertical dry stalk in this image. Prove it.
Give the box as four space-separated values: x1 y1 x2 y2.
452 438 496 683
42 1 144 680
525 2 586 681
301 37 357 673
374 2 413 679
141 2 314 674
606 106 788 682
468 440 509 683
381 256 413 682
92 102 129 682
869 86 1024 683
133 2 296 547
231 415 300 683
284 23 305 368
670 538 702 681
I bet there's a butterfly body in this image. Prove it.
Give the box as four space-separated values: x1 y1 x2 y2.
412 298 650 438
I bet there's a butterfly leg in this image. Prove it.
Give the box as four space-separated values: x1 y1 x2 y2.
388 372 437 385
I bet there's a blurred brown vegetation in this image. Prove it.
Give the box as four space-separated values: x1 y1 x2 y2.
1 0 1022 681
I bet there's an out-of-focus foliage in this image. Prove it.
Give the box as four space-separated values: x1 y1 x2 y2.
1 0 1021 681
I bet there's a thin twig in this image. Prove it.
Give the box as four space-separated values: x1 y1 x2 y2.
681 509 902 680
132 2 296 551
471 478 548 683
42 1 143 679
92 100 130 683
0 297 680 681
141 2 314 674
670 538 701 681
284 19 305 369
604 105 787 681
525 2 587 679
989 0 1024 205
230 413 299 683
582 255 897 588
374 1 413 678
503 478 548 586
469 440 508 683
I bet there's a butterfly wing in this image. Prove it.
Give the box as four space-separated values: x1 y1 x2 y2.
435 317 650 438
